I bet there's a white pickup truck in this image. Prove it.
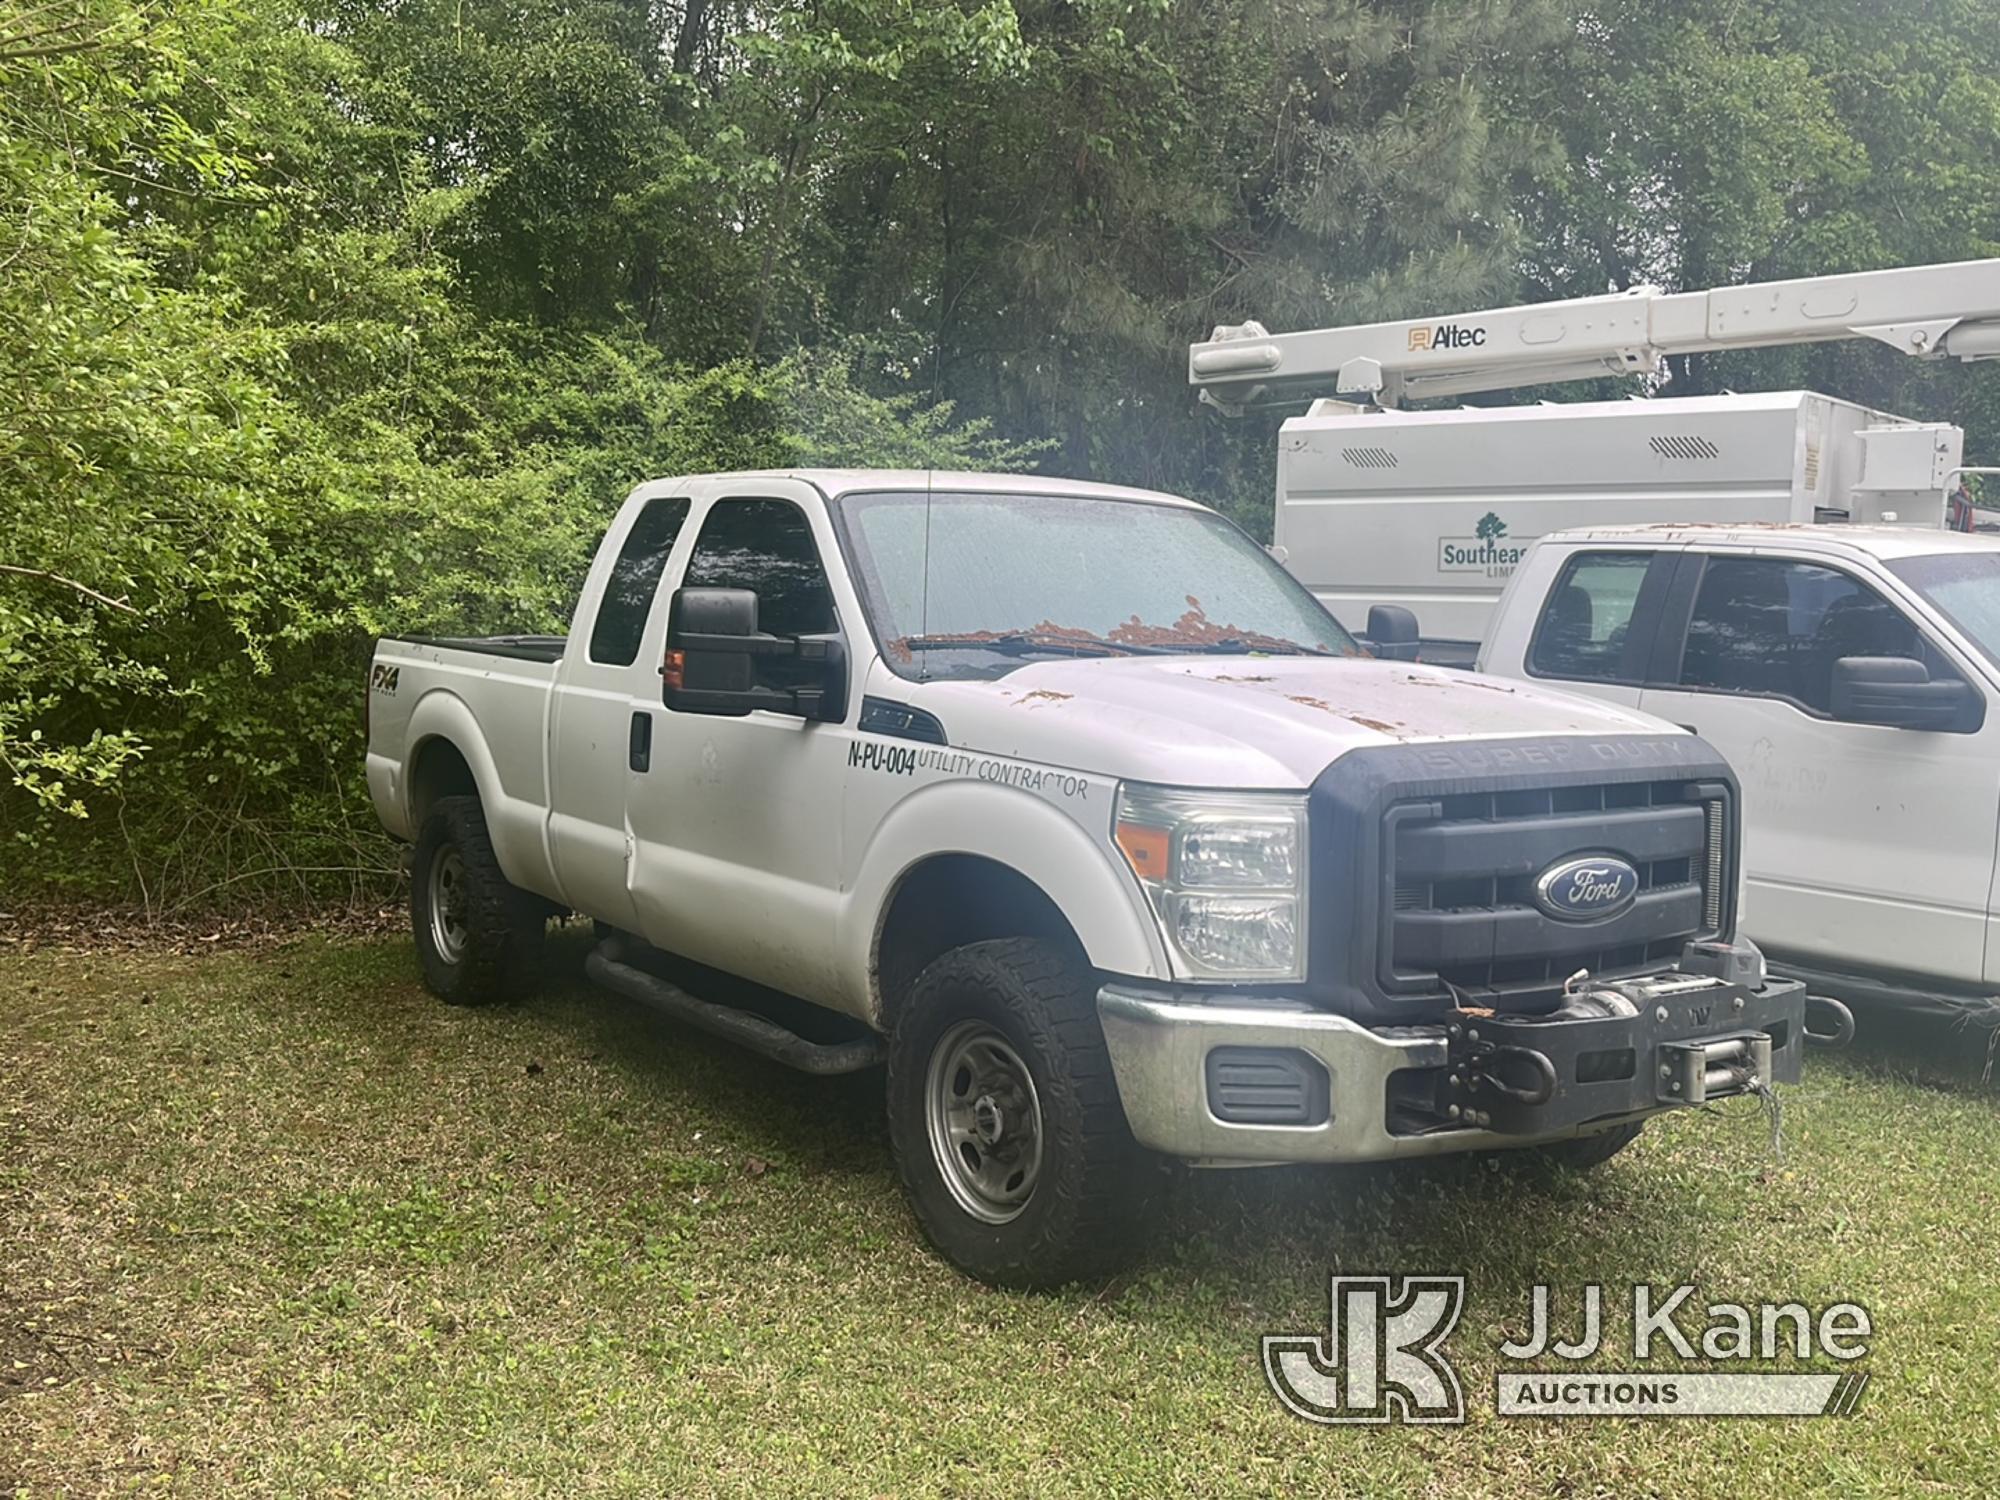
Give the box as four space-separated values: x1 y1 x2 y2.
366 469 1805 1285
1481 523 2000 1028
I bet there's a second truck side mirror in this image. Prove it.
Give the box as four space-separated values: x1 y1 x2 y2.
1365 604 1421 662
661 586 846 721
1829 656 1982 733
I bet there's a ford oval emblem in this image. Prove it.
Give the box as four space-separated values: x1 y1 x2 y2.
1532 854 1640 922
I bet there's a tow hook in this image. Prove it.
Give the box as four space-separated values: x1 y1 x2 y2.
1465 1044 1559 1106
1804 994 1857 1048
1441 1029 1560 1127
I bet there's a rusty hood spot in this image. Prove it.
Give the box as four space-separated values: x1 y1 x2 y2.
1016 689 1073 707
1405 672 1516 694
1287 694 1403 736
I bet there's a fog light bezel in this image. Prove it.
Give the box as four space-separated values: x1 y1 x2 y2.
1203 1045 1331 1127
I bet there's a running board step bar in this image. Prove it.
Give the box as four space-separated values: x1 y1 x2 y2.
585 943 885 1076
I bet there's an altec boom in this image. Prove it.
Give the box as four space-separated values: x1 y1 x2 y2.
1189 257 2000 411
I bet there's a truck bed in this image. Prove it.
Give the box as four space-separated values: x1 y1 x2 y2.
367 634 566 859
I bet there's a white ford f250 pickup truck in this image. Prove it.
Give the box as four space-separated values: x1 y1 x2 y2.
366 470 1806 1286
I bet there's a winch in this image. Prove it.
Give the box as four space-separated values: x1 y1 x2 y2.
1432 946 1808 1135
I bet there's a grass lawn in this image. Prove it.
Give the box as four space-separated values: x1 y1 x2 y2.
4 928 1997 1496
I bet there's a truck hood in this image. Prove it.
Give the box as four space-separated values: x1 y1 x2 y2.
907 656 1678 790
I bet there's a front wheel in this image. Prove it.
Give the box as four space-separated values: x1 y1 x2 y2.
410 795 546 1005
887 937 1153 1288
1530 1120 1645 1173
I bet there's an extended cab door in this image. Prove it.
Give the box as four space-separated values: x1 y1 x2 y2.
1482 543 1680 710
1636 549 2000 988
547 492 694 931
623 481 857 1005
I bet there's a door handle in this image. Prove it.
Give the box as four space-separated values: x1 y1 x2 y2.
628 711 653 773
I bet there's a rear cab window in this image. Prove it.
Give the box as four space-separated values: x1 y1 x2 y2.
1527 551 1657 682
589 496 692 666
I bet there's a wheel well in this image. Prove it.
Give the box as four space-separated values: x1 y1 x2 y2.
409 737 477 827
873 855 1083 1029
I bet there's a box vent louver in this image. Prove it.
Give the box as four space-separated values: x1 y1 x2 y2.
1648 434 1721 461
1339 445 1400 470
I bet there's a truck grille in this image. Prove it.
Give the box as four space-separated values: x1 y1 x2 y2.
1384 779 1723 996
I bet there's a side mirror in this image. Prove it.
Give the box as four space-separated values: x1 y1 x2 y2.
1365 604 1421 663
661 587 846 721
1829 656 1983 732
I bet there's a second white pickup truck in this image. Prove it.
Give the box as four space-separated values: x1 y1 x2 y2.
1481 523 2000 1029
366 470 1806 1285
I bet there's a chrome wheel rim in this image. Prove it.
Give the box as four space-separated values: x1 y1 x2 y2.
925 1020 1044 1224
428 846 470 964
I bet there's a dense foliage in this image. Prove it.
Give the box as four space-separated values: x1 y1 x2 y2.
4 0 1998 908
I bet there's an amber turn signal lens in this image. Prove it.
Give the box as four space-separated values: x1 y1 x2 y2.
1115 821 1171 882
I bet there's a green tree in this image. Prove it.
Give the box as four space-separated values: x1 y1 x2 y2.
11 0 2000 907
1515 0 2000 448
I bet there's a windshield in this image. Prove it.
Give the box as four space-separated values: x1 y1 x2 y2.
834 489 1359 680
1886 550 2000 671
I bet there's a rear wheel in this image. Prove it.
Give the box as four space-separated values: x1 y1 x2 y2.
887 937 1153 1288
410 795 546 1005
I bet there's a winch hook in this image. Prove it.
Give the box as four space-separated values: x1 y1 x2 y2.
1804 994 1856 1048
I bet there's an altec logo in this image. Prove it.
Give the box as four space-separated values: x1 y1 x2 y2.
1408 323 1488 352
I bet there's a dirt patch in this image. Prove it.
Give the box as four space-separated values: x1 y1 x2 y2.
1286 695 1334 713
0 1293 151 1407
1348 716 1403 735
1210 674 1275 684
0 1297 64 1406
0 901 406 954
1015 689 1074 707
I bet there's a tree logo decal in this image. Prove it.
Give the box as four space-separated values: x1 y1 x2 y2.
1440 513 1532 574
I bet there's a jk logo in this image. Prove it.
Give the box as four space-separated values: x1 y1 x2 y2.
1263 1275 1467 1425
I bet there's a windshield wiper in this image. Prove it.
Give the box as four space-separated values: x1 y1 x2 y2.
899 632 1172 658
1146 639 1329 656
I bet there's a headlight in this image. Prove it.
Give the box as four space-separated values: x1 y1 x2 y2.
1113 784 1307 980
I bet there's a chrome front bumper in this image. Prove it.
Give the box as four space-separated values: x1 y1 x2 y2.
1096 985 1643 1165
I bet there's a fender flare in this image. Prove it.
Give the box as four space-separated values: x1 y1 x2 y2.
401 690 507 829
397 690 560 897
840 778 1169 1020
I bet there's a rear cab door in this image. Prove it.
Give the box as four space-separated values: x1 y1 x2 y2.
1479 537 1684 711
547 485 696 931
